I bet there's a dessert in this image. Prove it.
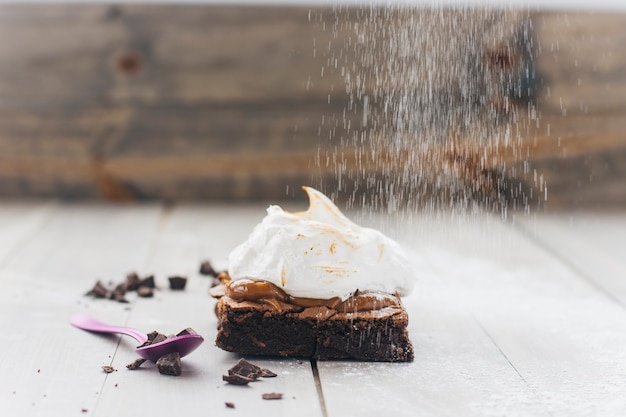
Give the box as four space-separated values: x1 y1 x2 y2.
213 186 415 362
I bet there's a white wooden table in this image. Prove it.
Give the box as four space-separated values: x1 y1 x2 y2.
1 202 625 417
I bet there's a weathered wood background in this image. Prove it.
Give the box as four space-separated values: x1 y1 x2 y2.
0 4 623 210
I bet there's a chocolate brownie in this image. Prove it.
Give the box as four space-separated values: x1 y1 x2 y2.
214 279 413 362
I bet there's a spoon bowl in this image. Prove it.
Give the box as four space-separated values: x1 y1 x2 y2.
70 313 204 362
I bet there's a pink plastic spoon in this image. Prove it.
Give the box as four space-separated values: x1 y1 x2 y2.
70 313 204 362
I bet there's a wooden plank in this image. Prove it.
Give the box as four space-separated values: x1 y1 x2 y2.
0 204 163 416
422 214 626 415
0 4 338 108
0 201 57 266
515 213 626 305
94 204 324 417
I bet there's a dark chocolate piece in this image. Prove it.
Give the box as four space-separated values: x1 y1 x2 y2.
86 280 108 298
138 275 156 289
125 272 141 291
199 260 217 277
262 392 283 400
168 276 187 290
228 358 262 380
222 373 255 385
151 333 168 345
156 352 182 376
260 368 277 378
126 358 146 370
101 365 116 373
176 328 197 336
225 402 235 409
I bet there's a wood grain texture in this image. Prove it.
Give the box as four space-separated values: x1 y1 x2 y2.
0 5 623 209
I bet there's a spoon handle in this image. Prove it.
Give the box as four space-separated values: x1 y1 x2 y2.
70 313 148 345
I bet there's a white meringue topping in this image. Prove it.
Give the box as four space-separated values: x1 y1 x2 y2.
227 187 414 300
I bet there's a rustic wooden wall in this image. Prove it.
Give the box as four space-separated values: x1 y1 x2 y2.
0 4 623 210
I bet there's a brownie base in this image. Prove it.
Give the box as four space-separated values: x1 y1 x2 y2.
215 296 414 362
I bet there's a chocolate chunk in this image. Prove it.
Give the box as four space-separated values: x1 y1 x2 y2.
145 331 159 343
126 358 146 370
225 402 235 409
136 286 154 298
199 260 217 277
138 275 156 289
176 328 197 336
101 365 116 373
86 280 108 298
228 358 262 380
125 272 141 291
111 292 129 303
168 276 187 290
157 352 182 376
262 392 283 400
260 368 277 378
113 281 128 295
222 373 255 385
139 331 167 348
151 332 168 345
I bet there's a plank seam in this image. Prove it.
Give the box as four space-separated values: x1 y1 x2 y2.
471 314 556 417
311 359 329 417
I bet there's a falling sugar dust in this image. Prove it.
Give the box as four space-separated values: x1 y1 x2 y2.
311 4 544 221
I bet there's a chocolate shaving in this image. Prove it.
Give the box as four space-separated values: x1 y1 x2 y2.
260 368 277 378
262 392 283 400
225 402 235 409
168 276 187 290
157 352 182 376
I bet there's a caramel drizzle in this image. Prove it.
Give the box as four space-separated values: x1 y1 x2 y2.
225 278 400 313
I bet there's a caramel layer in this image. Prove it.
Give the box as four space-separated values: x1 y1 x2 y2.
225 278 400 313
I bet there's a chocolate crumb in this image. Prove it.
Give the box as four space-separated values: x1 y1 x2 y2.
199 260 217 277
157 352 182 376
168 276 187 290
225 402 235 409
262 392 283 400
260 368 277 378
136 286 154 298
81 408 88 413
101 365 116 373
114 383 118 387
222 373 254 385
126 358 146 370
